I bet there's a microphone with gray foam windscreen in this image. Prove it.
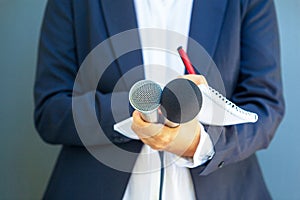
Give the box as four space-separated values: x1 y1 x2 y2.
160 78 203 124
161 78 258 126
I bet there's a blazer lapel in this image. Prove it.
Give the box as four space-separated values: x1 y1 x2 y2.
99 0 228 88
188 0 228 76
99 0 144 89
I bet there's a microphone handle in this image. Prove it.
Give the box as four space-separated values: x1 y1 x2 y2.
140 110 179 128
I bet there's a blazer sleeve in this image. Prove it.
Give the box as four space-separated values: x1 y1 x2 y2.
193 0 285 175
34 0 132 146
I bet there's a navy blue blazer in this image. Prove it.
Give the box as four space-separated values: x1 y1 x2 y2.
34 0 285 199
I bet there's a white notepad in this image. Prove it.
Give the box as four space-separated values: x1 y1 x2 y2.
197 84 258 126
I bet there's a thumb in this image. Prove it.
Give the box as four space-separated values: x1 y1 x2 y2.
179 74 208 85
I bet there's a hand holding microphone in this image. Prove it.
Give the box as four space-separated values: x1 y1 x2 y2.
130 75 208 157
129 47 258 156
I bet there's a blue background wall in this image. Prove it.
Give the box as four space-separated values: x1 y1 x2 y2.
0 1 59 199
257 1 300 199
0 0 299 199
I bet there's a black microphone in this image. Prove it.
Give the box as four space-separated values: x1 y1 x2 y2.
160 78 203 124
161 78 259 126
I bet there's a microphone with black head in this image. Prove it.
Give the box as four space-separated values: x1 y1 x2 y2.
160 78 203 125
161 78 259 126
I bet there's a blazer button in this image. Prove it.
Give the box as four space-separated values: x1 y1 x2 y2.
115 136 124 142
112 133 118 138
218 161 224 168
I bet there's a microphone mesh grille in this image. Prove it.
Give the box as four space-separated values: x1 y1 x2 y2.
129 80 162 112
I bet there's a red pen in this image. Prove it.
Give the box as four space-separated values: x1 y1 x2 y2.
177 46 196 74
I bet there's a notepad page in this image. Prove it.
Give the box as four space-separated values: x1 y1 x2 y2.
197 84 258 126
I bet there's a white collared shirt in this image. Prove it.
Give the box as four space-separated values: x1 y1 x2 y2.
122 1 215 199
